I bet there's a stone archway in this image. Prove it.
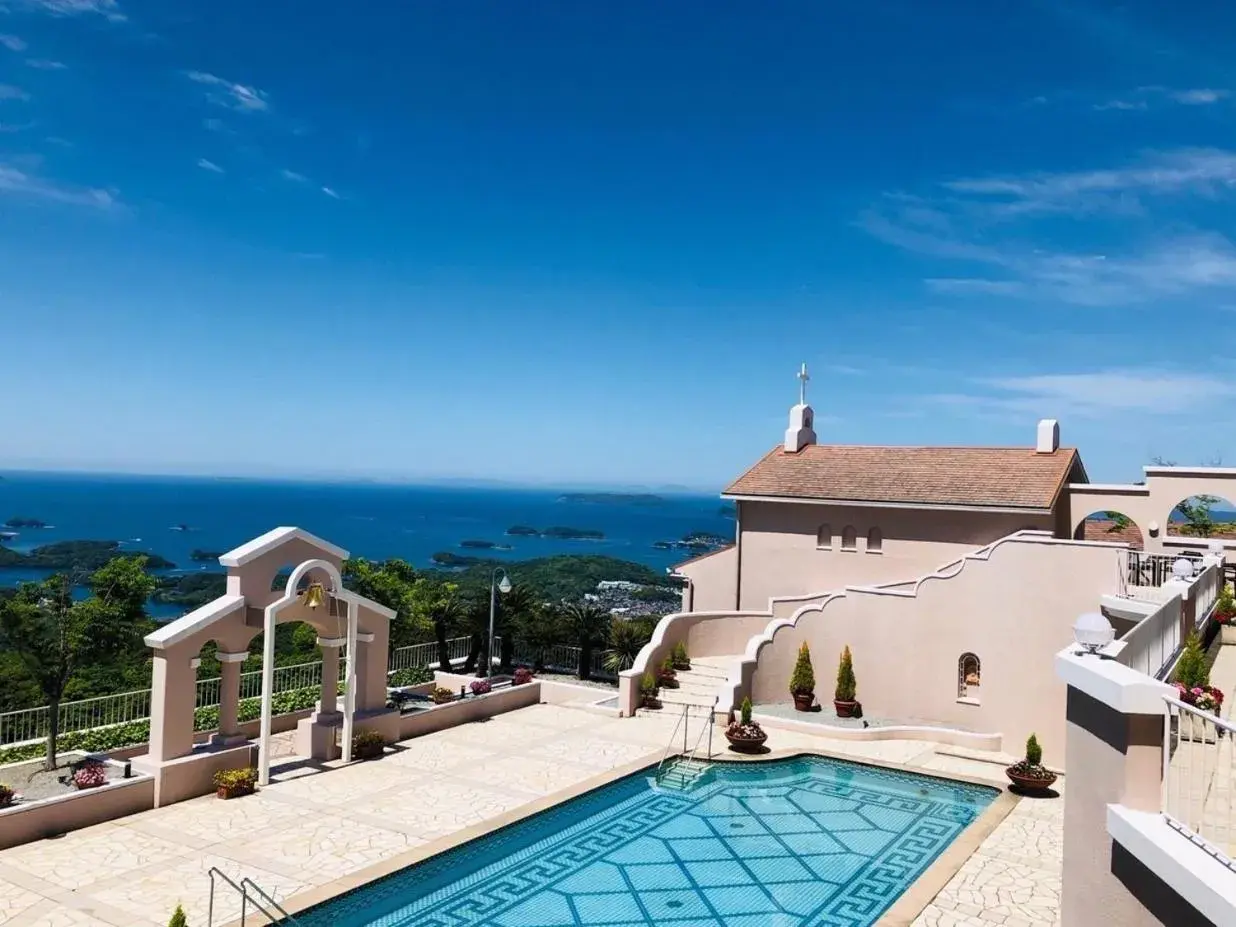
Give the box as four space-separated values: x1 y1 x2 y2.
1073 509 1145 550
1166 493 1236 542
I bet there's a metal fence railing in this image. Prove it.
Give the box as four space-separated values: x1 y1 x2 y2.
1127 551 1207 589
1162 695 1236 871
0 635 473 748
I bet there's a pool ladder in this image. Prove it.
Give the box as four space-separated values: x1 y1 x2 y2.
207 867 304 926
655 699 716 791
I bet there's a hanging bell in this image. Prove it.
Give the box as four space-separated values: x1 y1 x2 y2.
302 581 326 610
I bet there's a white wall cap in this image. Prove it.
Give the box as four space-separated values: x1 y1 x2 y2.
316 636 346 648
355 632 376 643
1055 646 1174 715
145 595 246 650
219 527 349 568
1107 805 1236 925
216 651 249 663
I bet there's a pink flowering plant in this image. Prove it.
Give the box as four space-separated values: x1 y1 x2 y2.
73 762 107 790
1174 682 1224 713
469 678 492 696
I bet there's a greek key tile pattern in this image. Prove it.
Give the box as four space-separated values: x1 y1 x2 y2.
298 756 997 927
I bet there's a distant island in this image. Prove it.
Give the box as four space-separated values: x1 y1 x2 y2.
654 531 730 553
190 549 224 562
718 502 737 519
170 524 194 532
4 517 47 529
559 492 665 506
0 540 176 572
505 525 605 540
431 551 488 568
460 540 513 550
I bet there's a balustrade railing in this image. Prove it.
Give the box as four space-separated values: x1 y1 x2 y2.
1162 695 1236 870
1127 551 1207 589
0 635 472 748
1118 596 1183 680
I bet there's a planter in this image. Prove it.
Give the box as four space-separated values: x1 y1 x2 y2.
965 684 980 700
658 675 680 690
354 743 385 761
834 699 858 719
1179 712 1220 745
641 697 663 711
725 730 767 753
1222 623 1236 646
792 692 815 712
216 784 255 800
1005 767 1057 793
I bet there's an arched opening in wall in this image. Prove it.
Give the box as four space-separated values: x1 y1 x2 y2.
816 524 832 550
958 653 980 701
1167 494 1236 542
841 526 857 551
866 527 882 553
1073 510 1144 550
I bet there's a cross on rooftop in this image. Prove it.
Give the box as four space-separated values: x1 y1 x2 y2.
797 362 810 406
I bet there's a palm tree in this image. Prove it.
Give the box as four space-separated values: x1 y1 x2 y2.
514 602 564 672
429 587 465 672
497 584 536 671
564 601 611 681
605 619 650 674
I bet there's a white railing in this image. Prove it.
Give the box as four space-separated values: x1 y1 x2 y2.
0 635 473 748
1128 551 1207 589
1162 695 1236 870
497 637 616 678
1195 564 1221 628
1118 596 1184 680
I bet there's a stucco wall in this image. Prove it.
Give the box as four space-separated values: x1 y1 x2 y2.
398 680 541 739
748 538 1122 762
735 500 1055 610
0 775 155 850
676 546 737 612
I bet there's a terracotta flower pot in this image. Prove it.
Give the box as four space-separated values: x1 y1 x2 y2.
725 729 767 753
1005 767 1057 793
216 784 254 800
834 699 858 718
792 692 815 712
642 696 662 710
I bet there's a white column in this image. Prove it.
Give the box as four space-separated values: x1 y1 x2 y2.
258 604 277 786
342 597 358 762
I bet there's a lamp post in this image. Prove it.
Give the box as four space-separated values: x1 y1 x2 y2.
488 567 512 678
1073 611 1115 656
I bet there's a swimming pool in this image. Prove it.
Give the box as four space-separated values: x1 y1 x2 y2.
296 755 997 927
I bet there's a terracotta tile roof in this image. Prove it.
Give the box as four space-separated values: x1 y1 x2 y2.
723 444 1083 510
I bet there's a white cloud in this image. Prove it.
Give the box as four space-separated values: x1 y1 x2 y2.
0 84 29 101
0 33 25 51
4 0 124 20
196 158 223 174
185 71 268 113
280 168 306 183
1167 88 1228 105
320 185 339 199
1093 99 1145 111
25 58 65 69
979 371 1236 417
0 163 116 208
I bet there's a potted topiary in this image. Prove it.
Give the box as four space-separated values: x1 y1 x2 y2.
352 729 388 760
73 761 107 790
640 672 662 710
1218 586 1236 645
1005 734 1057 793
671 641 691 671
213 767 257 800
658 655 680 688
833 645 858 718
0 784 15 808
725 697 767 753
513 666 534 685
1172 632 1224 740
790 643 816 711
168 903 188 927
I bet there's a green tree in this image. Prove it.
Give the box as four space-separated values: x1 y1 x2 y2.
497 583 537 672
168 903 188 927
0 557 157 770
1174 632 1209 689
606 619 651 674
564 601 611 680
1176 496 1219 537
834 645 857 702
790 643 815 695
425 582 464 672
511 601 565 672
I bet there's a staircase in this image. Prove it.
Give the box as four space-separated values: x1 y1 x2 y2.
655 656 737 712
657 756 711 790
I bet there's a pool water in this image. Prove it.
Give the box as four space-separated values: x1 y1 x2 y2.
297 756 997 927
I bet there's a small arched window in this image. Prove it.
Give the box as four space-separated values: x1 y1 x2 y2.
866 527 882 553
816 524 832 550
841 526 857 551
958 653 981 701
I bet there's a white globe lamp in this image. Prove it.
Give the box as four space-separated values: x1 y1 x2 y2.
1209 540 1225 555
1073 612 1115 655
1172 558 1194 581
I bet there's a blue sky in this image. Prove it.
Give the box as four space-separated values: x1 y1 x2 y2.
2 1 1236 490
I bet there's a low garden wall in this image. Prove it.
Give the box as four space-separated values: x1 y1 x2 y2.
398 680 541 740
0 759 154 851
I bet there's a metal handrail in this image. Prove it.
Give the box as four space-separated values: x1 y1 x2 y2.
656 702 691 775
685 698 717 767
207 867 247 927
242 877 303 925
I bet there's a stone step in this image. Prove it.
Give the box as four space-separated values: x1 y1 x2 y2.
660 688 719 709
679 660 735 679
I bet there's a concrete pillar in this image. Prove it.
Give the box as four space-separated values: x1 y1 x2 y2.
317 637 343 718
212 651 248 744
148 652 198 762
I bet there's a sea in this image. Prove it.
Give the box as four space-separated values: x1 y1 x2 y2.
0 472 733 618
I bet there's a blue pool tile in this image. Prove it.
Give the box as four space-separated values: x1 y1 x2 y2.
494 891 577 926
764 879 837 915
786 790 860 814
722 913 805 927
624 862 694 891
758 813 825 835
706 814 770 838
723 834 787 858
637 888 714 920
833 826 898 855
558 861 629 894
682 859 755 888
740 795 799 815
809 810 872 831
701 884 781 916
800 852 869 884
742 855 814 884
860 805 920 832
607 835 676 865
651 814 714 840
572 891 646 925
669 837 734 861
779 830 848 856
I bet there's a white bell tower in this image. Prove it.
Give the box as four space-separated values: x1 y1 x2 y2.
784 362 817 453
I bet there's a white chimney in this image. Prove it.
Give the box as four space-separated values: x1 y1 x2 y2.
1036 419 1059 454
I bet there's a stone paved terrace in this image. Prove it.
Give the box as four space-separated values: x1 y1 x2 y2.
0 704 1063 927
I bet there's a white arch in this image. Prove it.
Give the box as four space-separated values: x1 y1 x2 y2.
258 558 360 785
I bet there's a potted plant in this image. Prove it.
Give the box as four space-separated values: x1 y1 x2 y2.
658 655 680 688
1218 586 1236 644
671 641 691 671
352 729 387 760
964 670 981 699
213 767 257 800
513 667 534 685
0 784 15 809
640 672 662 710
430 686 456 704
168 904 188 927
469 678 493 696
1005 733 1057 793
833 645 858 718
73 761 107 790
790 642 816 711
725 697 767 753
